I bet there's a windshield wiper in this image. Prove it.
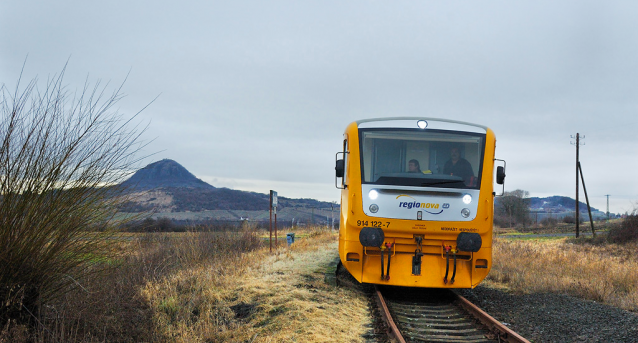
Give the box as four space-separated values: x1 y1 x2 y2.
421 180 464 186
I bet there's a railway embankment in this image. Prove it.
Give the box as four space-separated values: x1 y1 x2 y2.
337 228 638 342
137 228 379 342
203 227 638 342
458 286 638 342
459 233 638 342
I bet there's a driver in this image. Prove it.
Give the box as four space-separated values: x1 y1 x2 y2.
443 147 474 184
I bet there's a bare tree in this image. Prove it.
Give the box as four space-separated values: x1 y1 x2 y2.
0 66 148 326
495 189 531 228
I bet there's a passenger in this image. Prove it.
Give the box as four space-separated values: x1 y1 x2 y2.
408 159 422 173
408 159 432 174
443 147 474 185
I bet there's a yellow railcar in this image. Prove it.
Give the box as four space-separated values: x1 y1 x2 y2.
335 118 505 288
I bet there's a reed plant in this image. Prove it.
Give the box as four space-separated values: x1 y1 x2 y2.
0 67 148 335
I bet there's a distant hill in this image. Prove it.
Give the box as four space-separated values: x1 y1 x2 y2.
119 159 336 215
121 159 213 190
528 196 599 213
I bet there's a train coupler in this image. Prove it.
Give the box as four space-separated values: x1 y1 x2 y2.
443 245 452 284
414 235 423 249
380 242 394 281
450 250 457 284
412 249 424 275
380 246 385 280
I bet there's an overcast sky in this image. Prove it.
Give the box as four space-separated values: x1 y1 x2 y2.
2 1 637 213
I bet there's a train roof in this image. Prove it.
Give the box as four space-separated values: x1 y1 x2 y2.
355 117 488 133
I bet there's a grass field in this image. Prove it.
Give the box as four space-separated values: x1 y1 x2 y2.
487 233 638 312
4 218 637 342
141 228 372 342
1 227 372 342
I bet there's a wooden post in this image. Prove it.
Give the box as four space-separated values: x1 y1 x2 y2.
578 162 596 237
269 193 273 253
270 190 278 251
575 133 580 238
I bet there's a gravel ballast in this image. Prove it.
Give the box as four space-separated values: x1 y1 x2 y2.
457 286 638 342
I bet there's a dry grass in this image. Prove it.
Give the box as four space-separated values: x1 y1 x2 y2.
142 227 373 342
487 237 638 312
1 229 262 342
2 227 372 342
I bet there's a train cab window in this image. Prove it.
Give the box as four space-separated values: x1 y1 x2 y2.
359 129 485 189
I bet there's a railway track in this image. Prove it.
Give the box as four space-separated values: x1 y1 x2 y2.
375 286 529 343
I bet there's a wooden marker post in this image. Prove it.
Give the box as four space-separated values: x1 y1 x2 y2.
270 190 278 252
269 192 272 253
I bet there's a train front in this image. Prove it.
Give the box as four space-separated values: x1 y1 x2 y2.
336 118 502 288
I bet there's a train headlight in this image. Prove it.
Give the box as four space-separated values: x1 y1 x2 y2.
461 208 471 218
368 189 379 200
369 204 379 213
417 120 428 129
462 194 472 204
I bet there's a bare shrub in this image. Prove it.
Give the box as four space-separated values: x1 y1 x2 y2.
563 215 585 224
493 214 510 228
607 213 638 244
540 217 559 227
494 189 531 228
0 67 147 329
563 215 575 224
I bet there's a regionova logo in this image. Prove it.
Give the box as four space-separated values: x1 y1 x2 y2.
395 195 443 214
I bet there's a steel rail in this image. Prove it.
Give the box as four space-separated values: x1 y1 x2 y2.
375 286 531 343
453 293 530 343
375 285 406 343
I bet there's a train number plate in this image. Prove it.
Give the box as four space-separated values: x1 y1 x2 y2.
357 220 390 228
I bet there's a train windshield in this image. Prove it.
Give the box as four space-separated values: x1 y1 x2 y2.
359 129 485 189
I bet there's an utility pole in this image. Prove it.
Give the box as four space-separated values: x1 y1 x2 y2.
578 162 595 237
571 133 585 237
605 195 610 221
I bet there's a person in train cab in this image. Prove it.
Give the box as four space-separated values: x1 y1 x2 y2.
443 147 474 185
408 159 422 173
408 159 433 174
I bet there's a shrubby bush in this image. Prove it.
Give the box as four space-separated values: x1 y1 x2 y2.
493 214 509 228
562 215 584 224
540 217 559 227
494 190 531 228
607 213 638 244
125 217 185 232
